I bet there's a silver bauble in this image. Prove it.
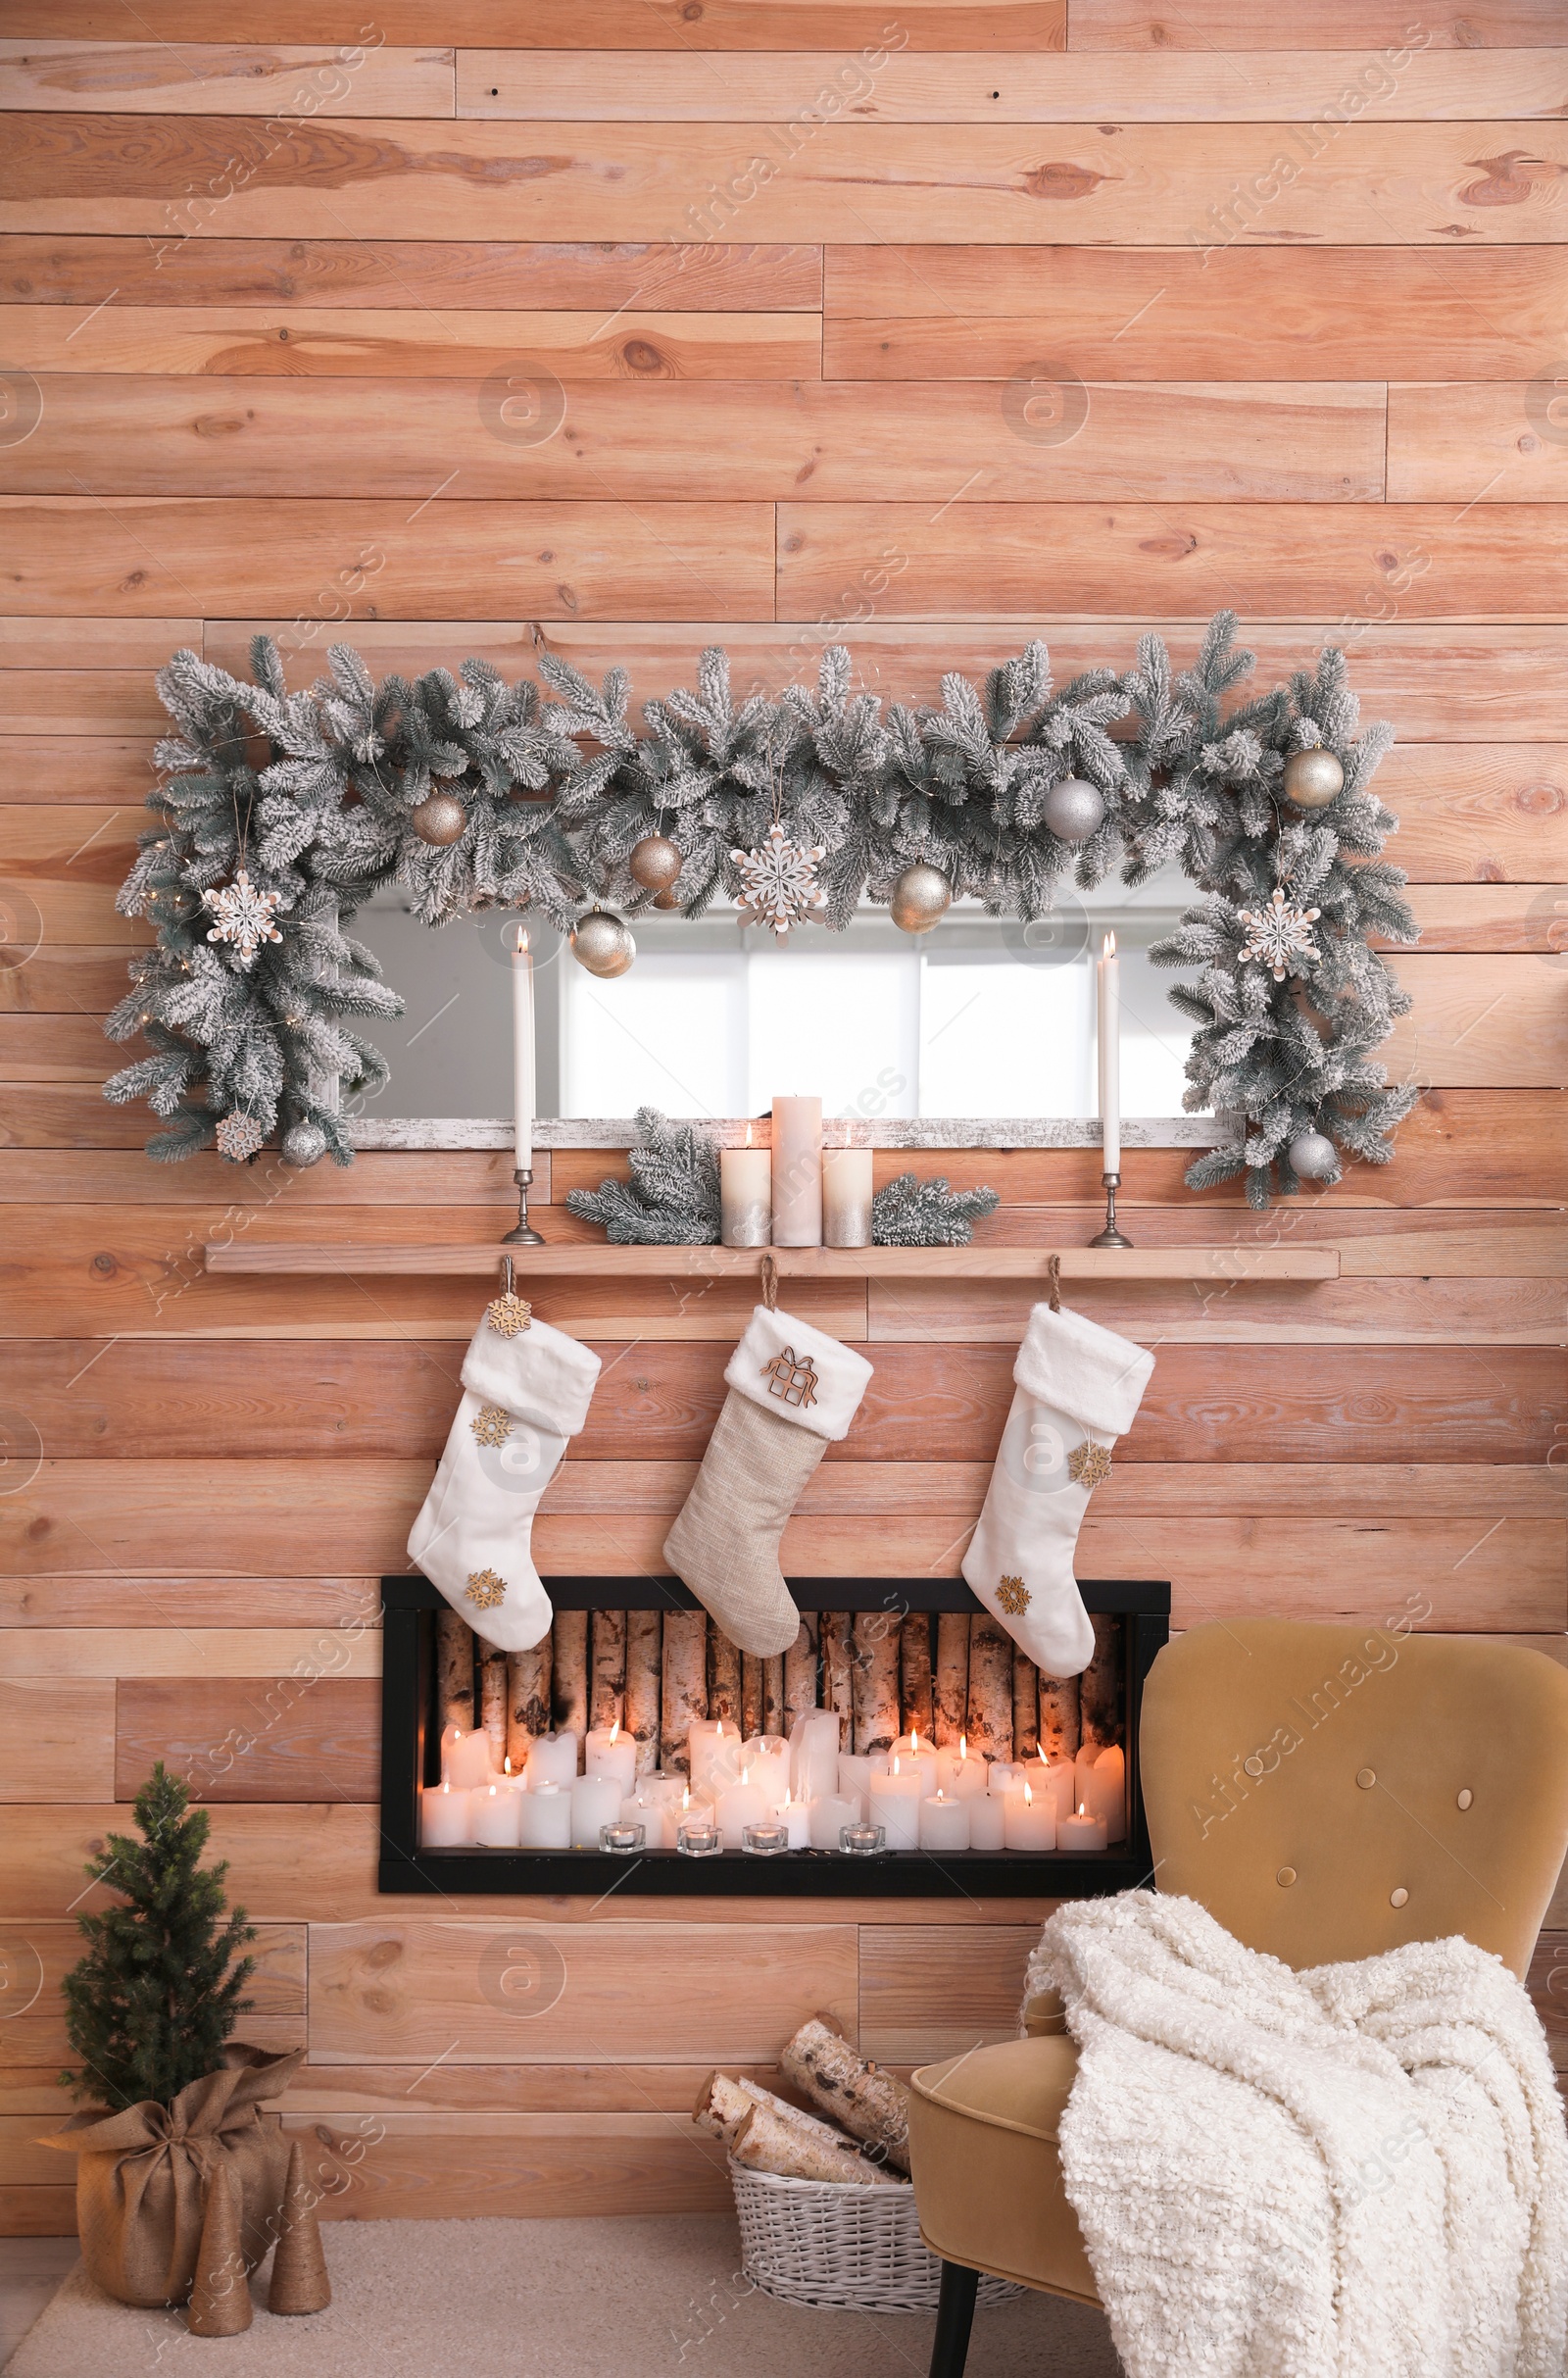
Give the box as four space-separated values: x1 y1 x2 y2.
281 1117 328 1168
569 909 636 978
889 862 953 934
1283 749 1344 810
411 788 466 846
1042 776 1106 843
1287 1129 1339 1181
629 832 682 892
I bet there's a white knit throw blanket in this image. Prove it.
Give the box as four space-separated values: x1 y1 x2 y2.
1028 1893 1568 2378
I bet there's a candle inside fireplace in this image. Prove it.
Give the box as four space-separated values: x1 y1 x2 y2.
918 1789 971 1852
419 1781 472 1848
444 1727 492 1791
1003 1777 1056 1852
715 1766 769 1848
474 1781 522 1848
584 1718 637 1792
867 1758 922 1851
1057 1800 1110 1854
570 1772 624 1848
810 1793 859 1851
525 1732 579 1790
516 1781 572 1849
966 1793 1005 1851
790 1709 842 1804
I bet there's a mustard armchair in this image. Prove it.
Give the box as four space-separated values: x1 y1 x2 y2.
907 1619 1568 2378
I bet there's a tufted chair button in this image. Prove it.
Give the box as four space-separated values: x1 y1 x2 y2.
1456 1789 1473 1810
1390 1887 1409 1908
1276 1866 1297 1887
1356 1768 1376 1790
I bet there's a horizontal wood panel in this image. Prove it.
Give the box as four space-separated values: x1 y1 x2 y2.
1373 747 1568 883
1388 382 1568 504
307 1919 859 2063
461 48 1568 121
0 1926 304 2068
0 617 195 667
1384 955 1568 1087
774 502 1568 623
286 2116 733 2221
3 1629 380 1678
858 1922 1038 2062
0 498 777 620
0 307 821 380
205 620 1568 739
0 234 825 311
0 4 1068 45
0 1677 115 1801
0 377 1389 505
1 1575 386 1627
0 738 159 801
824 249 1568 381
114 1675 380 1801
0 1149 524 1203
1071 2 1564 46
5 119 1564 247
0 40 455 115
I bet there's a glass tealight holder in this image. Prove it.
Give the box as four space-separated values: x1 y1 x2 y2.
840 1821 887 1857
741 1821 791 1857
676 1819 721 1858
599 1821 645 1855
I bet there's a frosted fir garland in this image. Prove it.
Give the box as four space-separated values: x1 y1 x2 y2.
107 618 1415 1200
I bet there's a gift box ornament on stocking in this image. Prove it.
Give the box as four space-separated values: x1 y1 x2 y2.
408 1277 601 1652
664 1268 873 1657
963 1286 1153 1676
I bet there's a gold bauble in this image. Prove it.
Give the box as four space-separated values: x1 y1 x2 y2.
411 788 466 846
629 832 682 892
1283 749 1345 810
569 910 636 978
653 888 681 911
889 862 953 935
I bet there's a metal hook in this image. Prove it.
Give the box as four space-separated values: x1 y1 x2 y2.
500 1255 514 1299
760 1252 779 1313
1048 1253 1062 1313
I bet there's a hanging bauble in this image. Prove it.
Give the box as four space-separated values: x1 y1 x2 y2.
1288 1129 1339 1181
281 1117 328 1168
1042 776 1106 844
653 888 682 911
1283 749 1344 810
629 832 682 892
570 910 636 978
889 862 953 935
411 787 466 846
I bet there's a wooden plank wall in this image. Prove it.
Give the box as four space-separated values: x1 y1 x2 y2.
1 0 1565 2231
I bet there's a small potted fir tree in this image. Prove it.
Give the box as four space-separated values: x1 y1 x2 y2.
40 1763 326 2331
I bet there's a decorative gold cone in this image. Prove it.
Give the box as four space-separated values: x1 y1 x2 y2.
186 2166 254 2337
268 2139 331 2315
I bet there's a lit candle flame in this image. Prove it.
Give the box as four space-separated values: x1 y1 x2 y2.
1103 930 1116 958
511 923 529 955
1024 1781 1033 1806
959 1733 968 1760
609 1718 619 1745
682 1786 691 1809
1078 1802 1088 1819
911 1728 921 1753
935 1788 945 1804
504 1756 512 1775
1037 1746 1048 1762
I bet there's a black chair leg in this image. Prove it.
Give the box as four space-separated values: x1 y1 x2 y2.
929 2260 980 2378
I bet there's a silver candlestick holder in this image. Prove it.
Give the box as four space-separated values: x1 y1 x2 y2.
1089 1170 1133 1249
501 1165 545 1246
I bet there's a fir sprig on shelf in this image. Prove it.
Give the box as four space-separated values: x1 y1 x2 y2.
564 1108 722 1244
872 1173 1001 1247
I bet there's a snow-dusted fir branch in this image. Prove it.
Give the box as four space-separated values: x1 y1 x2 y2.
108 618 1415 1200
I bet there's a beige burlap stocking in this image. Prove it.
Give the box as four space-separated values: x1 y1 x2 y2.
663 1290 872 1657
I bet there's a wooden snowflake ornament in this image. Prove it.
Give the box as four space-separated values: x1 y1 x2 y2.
203 867 283 968
996 1574 1032 1616
466 1568 507 1610
1067 1442 1113 1491
469 1405 512 1449
732 823 828 935
485 1290 532 1338
214 1110 265 1162
1237 886 1321 982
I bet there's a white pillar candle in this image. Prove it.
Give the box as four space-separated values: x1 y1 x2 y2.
571 1772 625 1848
688 1718 744 1796
770 1095 822 1246
1058 1802 1109 1854
510 923 535 1173
525 1731 579 1789
445 1728 492 1791
892 1732 939 1799
720 1138 771 1248
1003 1778 1057 1853
790 1710 842 1805
810 1793 859 1851
821 1147 873 1249
473 1780 523 1848
715 1768 770 1847
1098 931 1120 1176
918 1789 971 1853
868 1759 923 1850
419 1781 472 1848
584 1719 637 1793
517 1781 572 1849
742 1736 791 1795
771 1789 811 1849
967 1794 1006 1851
838 1751 890 1816
1033 1754 1076 1823
1079 1742 1127 1843
987 1760 1024 1799
935 1738 990 1800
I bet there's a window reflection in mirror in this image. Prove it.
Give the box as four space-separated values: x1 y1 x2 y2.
357 867 1201 1125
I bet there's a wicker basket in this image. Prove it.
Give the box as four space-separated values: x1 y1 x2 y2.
729 2158 1026 2316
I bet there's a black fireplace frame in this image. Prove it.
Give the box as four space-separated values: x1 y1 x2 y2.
378 1574 1170 1899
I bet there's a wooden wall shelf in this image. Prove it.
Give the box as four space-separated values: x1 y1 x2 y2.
204 1242 1340 1282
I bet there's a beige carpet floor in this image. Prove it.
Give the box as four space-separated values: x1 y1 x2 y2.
2 2216 1123 2377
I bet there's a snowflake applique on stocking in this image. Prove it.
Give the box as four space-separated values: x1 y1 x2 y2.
731 822 828 935
203 867 284 968
1238 886 1321 982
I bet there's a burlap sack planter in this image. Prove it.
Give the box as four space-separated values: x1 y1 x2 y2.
40 2044 302 2308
